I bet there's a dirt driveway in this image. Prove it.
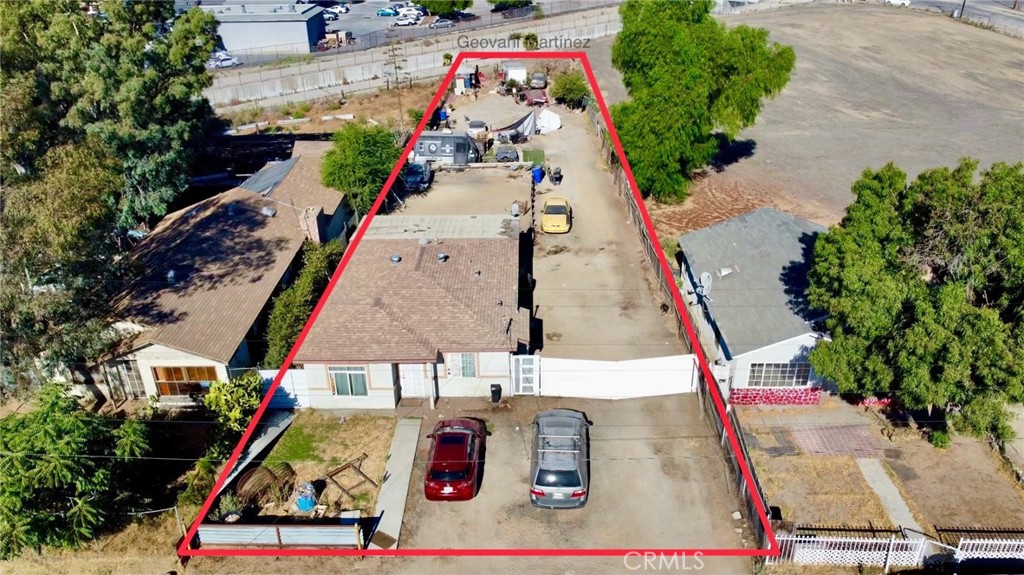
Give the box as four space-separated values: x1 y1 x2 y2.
584 4 1024 237
399 396 750 560
439 85 687 361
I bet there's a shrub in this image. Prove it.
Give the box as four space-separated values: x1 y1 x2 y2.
523 33 539 51
929 430 951 449
550 70 590 109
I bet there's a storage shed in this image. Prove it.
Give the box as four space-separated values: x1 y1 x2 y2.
501 61 528 85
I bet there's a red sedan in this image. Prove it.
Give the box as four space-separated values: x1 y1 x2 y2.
424 418 486 501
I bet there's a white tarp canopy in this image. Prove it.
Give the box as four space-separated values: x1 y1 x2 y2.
536 109 561 134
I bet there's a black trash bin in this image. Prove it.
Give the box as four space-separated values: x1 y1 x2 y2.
490 384 502 404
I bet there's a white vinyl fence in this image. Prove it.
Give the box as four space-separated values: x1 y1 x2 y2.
260 369 309 409
768 534 1024 569
538 354 697 399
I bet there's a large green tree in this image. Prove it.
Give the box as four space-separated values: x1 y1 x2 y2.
0 1 218 388
610 0 794 202
322 124 403 216
0 384 149 559
807 159 1024 440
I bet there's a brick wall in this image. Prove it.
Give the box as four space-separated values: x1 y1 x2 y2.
729 387 821 406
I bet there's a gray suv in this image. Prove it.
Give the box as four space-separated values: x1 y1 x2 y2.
529 409 591 509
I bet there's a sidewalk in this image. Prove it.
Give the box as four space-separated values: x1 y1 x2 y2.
367 418 421 550
857 457 924 537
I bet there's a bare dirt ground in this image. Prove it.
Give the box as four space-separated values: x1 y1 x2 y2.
584 4 1024 239
401 82 687 360
261 411 396 515
399 397 749 559
738 398 1024 530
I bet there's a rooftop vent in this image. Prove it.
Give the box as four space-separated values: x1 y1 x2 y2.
437 252 449 264
391 255 402 265
418 238 431 245
260 206 277 217
240 4 246 13
716 266 735 278
474 270 481 277
166 270 177 286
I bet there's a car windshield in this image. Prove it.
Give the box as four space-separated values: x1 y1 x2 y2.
429 468 468 481
545 205 568 215
406 164 425 177
535 469 581 488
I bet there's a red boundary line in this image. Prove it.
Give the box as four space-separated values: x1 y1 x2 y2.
177 51 779 558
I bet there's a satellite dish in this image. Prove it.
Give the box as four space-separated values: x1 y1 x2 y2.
697 272 713 296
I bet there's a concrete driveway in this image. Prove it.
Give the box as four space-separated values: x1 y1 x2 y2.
399 396 752 559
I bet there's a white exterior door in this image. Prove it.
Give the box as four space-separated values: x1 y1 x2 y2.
399 364 429 398
511 355 539 396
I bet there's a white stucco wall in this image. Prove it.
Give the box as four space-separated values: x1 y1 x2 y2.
128 344 229 398
301 362 396 410
438 351 511 397
729 333 822 388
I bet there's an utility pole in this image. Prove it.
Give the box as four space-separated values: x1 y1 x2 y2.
958 0 967 17
384 41 410 132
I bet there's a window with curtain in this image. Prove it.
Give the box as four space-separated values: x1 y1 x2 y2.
329 366 368 396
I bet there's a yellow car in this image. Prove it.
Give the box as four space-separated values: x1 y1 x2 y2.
540 196 572 234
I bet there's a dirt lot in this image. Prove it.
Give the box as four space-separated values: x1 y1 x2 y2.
584 4 1024 238
399 397 749 559
738 398 1024 530
406 82 687 360
258 411 396 515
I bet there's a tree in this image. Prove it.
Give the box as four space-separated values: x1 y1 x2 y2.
417 0 473 16
263 240 347 369
550 70 591 110
610 0 794 202
0 1 219 386
0 384 149 559
322 124 403 216
204 371 265 436
807 159 1024 441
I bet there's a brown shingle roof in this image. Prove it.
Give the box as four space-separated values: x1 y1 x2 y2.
295 237 529 363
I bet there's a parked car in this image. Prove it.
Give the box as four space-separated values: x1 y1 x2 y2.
207 54 241 69
466 120 488 138
394 15 419 26
400 161 433 192
530 72 548 89
529 409 590 509
326 4 350 14
323 11 339 21
377 7 399 16
495 145 519 162
429 18 456 28
424 418 486 501
399 6 424 17
540 196 572 234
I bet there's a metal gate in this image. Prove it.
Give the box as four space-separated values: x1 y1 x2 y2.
511 355 539 396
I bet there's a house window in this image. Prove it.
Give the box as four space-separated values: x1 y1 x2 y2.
153 366 218 397
448 353 477 378
329 366 368 396
747 363 812 388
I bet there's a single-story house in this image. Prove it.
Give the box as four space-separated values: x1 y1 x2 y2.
676 208 830 405
101 143 355 406
292 214 530 410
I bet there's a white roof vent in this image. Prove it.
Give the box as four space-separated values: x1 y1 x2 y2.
390 255 402 265
437 252 449 263
716 267 735 278
166 270 177 286
260 206 277 217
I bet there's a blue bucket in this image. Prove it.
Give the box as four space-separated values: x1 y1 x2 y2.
296 494 316 512
532 165 544 184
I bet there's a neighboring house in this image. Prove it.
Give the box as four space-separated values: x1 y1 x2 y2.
676 208 829 406
293 214 530 410
100 145 354 407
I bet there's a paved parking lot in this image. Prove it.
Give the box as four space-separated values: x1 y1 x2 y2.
398 396 751 561
400 85 687 360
